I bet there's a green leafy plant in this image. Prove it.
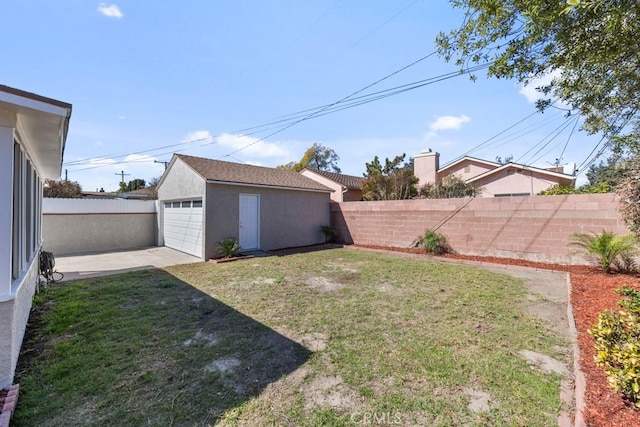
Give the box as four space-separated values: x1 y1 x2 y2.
320 225 337 243
422 230 449 254
589 287 640 407
217 237 241 258
569 230 638 273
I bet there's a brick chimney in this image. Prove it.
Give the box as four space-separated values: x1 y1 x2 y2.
414 149 440 187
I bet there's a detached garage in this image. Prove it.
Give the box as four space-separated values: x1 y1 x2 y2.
156 154 332 260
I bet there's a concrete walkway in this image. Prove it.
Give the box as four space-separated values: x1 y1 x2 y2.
54 246 201 282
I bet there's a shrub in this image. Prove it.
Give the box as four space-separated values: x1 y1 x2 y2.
419 175 480 199
589 287 640 407
422 230 449 254
537 182 613 196
568 230 638 273
320 225 337 243
217 237 241 258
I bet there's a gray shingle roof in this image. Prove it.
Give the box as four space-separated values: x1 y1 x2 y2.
305 169 364 189
176 154 331 192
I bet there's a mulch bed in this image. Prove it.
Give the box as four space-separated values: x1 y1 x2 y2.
352 244 640 426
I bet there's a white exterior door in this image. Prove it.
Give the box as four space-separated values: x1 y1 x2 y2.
239 194 259 250
163 200 203 258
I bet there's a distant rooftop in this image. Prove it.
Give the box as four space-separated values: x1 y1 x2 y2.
304 169 364 190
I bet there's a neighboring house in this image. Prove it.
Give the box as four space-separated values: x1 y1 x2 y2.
156 154 332 259
122 186 157 200
0 85 72 387
80 187 157 199
300 169 364 202
414 150 576 197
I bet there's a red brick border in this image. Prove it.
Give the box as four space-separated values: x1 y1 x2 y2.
0 384 19 427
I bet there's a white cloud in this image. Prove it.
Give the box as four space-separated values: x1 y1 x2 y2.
117 114 126 120
518 70 562 103
217 133 290 158
429 114 471 132
97 3 123 19
181 130 213 144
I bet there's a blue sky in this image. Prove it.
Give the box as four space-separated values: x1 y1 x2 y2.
2 0 604 191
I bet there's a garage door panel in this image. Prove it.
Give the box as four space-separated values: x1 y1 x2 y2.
163 200 203 258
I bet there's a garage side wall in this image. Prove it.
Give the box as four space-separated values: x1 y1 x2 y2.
205 184 330 259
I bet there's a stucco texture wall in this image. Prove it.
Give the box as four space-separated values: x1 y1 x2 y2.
205 184 330 259
157 159 206 201
0 255 39 387
331 193 629 264
43 213 157 255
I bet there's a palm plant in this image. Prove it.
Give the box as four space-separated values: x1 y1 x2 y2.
217 237 241 258
569 230 638 273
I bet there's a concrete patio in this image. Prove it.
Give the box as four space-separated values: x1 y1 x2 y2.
53 246 201 282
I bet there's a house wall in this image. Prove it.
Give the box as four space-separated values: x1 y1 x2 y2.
42 198 157 255
205 184 330 259
343 189 363 202
438 160 495 182
331 193 628 264
473 168 571 197
0 255 39 388
300 170 343 202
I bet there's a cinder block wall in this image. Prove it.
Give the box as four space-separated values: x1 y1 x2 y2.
43 198 158 256
331 193 629 264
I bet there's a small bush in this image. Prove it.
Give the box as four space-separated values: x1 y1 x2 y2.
217 237 241 258
590 287 640 407
569 230 638 273
423 230 449 254
320 225 337 243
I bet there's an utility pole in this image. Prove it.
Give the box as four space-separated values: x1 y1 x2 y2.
115 170 130 183
64 169 68 181
154 160 169 170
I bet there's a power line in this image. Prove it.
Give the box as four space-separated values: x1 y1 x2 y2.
68 54 486 172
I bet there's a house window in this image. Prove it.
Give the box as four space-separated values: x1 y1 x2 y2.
12 141 42 280
181 201 191 208
494 193 530 197
192 200 202 208
172 202 180 208
164 202 172 208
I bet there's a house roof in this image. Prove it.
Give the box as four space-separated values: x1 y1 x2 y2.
466 162 577 184
0 85 72 179
302 169 364 190
438 156 500 174
175 154 332 192
123 187 157 199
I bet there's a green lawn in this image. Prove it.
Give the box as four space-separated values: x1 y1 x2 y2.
15 248 569 426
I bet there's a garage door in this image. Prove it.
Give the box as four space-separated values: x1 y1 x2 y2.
163 200 203 257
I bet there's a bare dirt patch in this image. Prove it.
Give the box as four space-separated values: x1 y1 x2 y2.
306 276 344 292
462 386 494 413
303 374 367 412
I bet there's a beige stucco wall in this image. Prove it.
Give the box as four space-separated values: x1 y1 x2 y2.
439 160 495 182
205 184 330 259
0 255 39 388
300 170 342 202
473 169 572 197
43 213 157 255
157 158 206 201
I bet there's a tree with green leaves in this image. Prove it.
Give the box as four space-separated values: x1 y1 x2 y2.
617 158 640 238
278 143 341 173
362 154 418 200
44 180 83 198
437 0 640 149
118 179 146 193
